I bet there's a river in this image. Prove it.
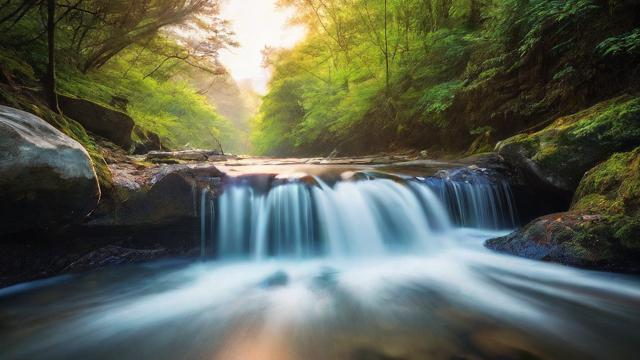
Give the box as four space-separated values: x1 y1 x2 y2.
1 160 638 360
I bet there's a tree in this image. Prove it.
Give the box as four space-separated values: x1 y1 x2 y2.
43 0 58 109
383 0 389 93
75 0 231 72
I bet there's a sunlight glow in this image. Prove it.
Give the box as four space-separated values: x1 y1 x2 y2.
219 0 306 94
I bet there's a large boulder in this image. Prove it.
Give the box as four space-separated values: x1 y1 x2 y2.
0 106 100 235
59 94 134 149
496 96 640 194
487 147 640 272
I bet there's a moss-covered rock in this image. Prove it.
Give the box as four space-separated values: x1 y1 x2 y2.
486 213 639 272
87 163 224 227
497 96 640 194
488 147 640 272
573 147 640 215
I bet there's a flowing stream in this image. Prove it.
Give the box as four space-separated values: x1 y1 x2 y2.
1 167 639 360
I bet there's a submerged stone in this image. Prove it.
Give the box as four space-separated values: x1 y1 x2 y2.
260 271 289 288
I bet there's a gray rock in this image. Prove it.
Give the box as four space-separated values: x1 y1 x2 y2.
132 125 163 155
87 163 224 227
146 150 227 162
59 94 134 149
0 106 100 234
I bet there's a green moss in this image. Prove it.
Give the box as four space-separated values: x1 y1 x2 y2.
566 147 640 257
0 49 36 83
499 132 539 155
573 147 640 216
499 96 640 191
569 97 640 146
573 194 624 214
613 216 640 250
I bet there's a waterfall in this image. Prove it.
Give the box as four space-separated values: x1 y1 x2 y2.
199 171 518 260
200 188 208 258
420 175 518 229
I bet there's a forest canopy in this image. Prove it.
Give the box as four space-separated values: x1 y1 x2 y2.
252 0 640 156
0 0 250 152
0 0 638 157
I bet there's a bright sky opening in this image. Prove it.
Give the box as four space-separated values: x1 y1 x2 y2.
219 0 306 94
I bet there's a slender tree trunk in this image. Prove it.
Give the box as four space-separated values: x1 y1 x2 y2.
384 0 390 94
43 0 58 110
468 0 481 28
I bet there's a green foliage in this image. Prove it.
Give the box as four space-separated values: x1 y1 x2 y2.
253 0 480 155
57 54 239 151
597 28 640 57
516 0 599 57
255 0 639 156
0 1 243 153
0 49 36 82
253 0 637 154
552 65 575 81
417 81 463 126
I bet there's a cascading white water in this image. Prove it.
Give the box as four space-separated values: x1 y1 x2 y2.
202 173 518 259
421 175 518 229
5 169 640 360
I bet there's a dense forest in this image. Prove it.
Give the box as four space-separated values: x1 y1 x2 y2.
253 0 640 156
1 0 638 158
0 0 255 157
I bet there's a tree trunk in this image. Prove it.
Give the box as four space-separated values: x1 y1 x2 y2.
384 0 390 94
468 0 481 29
43 0 58 110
